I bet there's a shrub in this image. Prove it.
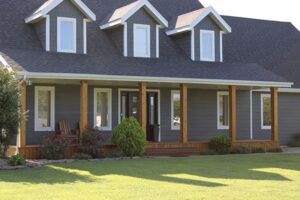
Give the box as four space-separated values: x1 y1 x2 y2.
0 68 23 157
208 135 231 155
288 133 300 147
80 128 103 158
267 147 283 153
112 117 145 157
8 154 26 166
200 148 217 155
251 147 266 153
40 134 68 160
231 146 251 154
73 153 92 160
105 149 124 158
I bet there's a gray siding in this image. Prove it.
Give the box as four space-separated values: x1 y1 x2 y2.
107 26 124 55
24 85 300 146
26 84 80 145
194 16 221 62
49 0 85 53
34 19 46 49
126 8 158 58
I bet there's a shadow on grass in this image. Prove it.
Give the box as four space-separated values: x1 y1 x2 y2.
0 154 299 187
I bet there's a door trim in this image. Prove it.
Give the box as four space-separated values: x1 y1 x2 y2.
118 88 161 142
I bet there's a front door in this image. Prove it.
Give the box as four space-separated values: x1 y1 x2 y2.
120 91 159 142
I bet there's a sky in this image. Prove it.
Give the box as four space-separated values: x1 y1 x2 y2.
200 0 300 31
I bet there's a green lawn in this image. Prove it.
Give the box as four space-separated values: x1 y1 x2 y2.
1 154 300 200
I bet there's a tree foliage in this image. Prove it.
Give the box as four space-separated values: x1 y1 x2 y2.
0 68 21 157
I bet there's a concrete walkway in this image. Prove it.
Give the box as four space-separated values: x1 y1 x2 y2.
282 147 300 154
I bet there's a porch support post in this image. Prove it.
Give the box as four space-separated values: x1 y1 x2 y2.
229 85 237 142
271 87 278 142
180 83 188 144
19 80 26 148
80 80 88 135
138 82 147 137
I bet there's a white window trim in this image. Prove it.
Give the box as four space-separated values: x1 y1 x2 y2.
45 15 50 51
94 88 112 131
133 24 151 58
191 28 195 60
123 22 128 56
57 17 77 53
217 91 229 130
220 31 223 62
156 25 160 58
171 90 180 130
83 19 88 54
261 93 271 130
200 30 215 62
34 86 55 132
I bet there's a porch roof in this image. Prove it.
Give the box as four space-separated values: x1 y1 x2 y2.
0 48 292 88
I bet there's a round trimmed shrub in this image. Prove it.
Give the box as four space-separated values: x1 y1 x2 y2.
112 117 145 157
208 135 231 155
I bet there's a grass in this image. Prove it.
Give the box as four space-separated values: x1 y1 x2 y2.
0 154 300 200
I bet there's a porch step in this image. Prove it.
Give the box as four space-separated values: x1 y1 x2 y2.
145 147 200 157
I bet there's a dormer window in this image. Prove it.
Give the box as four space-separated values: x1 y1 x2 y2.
134 24 150 58
57 17 76 53
200 30 215 62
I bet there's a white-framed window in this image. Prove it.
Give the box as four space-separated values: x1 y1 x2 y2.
34 86 55 131
217 91 229 130
57 17 77 53
171 90 180 130
94 88 112 131
200 30 215 61
261 94 271 129
133 24 150 58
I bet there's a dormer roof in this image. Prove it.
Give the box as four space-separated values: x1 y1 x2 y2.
100 0 168 29
166 6 231 35
25 0 96 23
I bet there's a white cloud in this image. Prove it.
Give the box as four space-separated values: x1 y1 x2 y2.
200 0 300 30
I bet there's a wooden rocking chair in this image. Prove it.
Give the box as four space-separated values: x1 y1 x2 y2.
57 120 80 144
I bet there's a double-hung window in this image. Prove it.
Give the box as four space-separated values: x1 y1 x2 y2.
200 30 215 61
94 88 112 131
57 17 76 53
261 94 271 129
133 24 150 57
217 91 229 129
35 86 55 131
171 90 180 130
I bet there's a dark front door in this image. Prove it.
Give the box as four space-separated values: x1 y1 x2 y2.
120 91 159 142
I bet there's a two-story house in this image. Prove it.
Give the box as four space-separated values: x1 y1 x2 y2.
0 0 299 158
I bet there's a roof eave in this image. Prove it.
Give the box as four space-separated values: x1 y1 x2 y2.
17 71 293 88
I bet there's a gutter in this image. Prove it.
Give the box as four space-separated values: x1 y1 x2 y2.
17 71 293 88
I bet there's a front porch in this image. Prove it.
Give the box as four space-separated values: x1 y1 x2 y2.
16 79 280 158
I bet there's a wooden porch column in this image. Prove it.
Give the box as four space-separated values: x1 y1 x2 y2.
180 84 188 144
80 80 88 135
271 87 278 142
19 81 26 148
138 82 147 137
229 85 237 142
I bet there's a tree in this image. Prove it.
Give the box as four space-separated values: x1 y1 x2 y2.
0 67 21 157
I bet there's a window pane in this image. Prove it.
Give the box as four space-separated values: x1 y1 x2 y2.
60 20 74 51
134 26 148 57
96 92 109 128
172 93 180 128
263 96 271 126
218 94 229 127
202 32 214 60
37 90 51 128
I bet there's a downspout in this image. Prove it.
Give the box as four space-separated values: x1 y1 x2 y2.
250 89 253 140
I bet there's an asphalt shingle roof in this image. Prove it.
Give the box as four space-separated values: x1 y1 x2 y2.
0 0 298 86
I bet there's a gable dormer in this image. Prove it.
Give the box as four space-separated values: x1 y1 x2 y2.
25 0 96 54
167 7 231 62
100 0 168 58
